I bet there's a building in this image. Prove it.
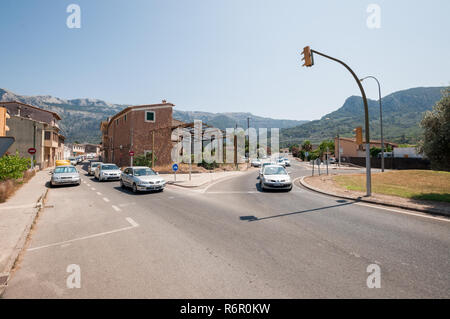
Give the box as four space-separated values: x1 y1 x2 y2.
393 147 423 158
82 143 100 155
1 101 64 168
100 100 176 167
334 137 398 158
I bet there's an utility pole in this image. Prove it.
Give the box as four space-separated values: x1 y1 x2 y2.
234 123 238 170
130 128 133 167
301 47 371 196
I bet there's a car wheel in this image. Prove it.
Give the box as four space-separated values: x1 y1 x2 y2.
120 179 125 189
259 180 264 191
132 183 138 193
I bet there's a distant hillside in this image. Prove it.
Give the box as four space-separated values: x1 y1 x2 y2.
281 86 447 146
0 89 307 143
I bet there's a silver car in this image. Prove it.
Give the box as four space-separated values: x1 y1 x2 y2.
50 165 80 187
259 164 292 191
95 163 121 181
88 161 101 175
120 166 166 193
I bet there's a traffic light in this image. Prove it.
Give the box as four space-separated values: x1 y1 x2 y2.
301 46 314 67
354 126 363 145
0 107 10 137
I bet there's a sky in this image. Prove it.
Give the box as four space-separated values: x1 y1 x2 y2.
0 0 449 120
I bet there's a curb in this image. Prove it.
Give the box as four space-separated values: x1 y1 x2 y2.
0 188 48 297
298 176 450 218
166 169 255 189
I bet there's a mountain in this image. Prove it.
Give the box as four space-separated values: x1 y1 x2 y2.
0 88 308 143
281 86 447 146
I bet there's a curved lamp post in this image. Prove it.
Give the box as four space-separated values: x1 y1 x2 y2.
360 76 384 172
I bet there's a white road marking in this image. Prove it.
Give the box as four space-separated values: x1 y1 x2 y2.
355 202 450 223
96 192 102 196
91 187 96 191
126 217 139 227
111 205 121 212
27 217 139 252
103 197 110 202
87 184 91 187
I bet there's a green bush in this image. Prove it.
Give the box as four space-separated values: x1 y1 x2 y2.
133 152 157 167
198 160 219 170
0 152 31 180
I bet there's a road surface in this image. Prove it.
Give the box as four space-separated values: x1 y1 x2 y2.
3 159 450 298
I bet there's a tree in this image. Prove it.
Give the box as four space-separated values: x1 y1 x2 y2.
301 140 312 152
418 88 450 171
318 140 335 158
370 147 382 158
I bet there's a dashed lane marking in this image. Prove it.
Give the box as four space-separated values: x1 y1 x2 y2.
103 197 110 202
112 205 121 212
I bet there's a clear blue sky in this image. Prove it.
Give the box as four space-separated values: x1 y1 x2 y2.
1 0 449 120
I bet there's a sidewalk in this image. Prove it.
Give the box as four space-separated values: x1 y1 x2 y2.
0 168 51 295
299 175 450 217
161 169 255 188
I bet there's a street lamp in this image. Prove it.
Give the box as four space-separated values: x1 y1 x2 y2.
360 76 384 172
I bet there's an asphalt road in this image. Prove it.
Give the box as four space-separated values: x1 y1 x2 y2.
3 159 450 298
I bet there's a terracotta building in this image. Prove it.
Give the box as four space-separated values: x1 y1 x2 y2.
100 101 177 167
335 137 398 158
1 101 64 168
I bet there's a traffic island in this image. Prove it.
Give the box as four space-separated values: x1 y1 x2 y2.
299 171 450 217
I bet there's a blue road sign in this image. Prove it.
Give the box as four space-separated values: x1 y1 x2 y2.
172 163 179 172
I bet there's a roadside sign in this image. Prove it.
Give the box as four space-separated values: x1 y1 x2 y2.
305 152 309 157
129 150 135 156
28 147 36 155
172 163 179 172
315 158 321 165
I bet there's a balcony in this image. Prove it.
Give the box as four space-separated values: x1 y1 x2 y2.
44 139 59 148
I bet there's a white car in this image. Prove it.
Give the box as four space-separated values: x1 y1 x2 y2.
95 163 121 181
259 165 292 191
276 158 287 167
281 157 291 166
251 159 261 167
120 166 166 193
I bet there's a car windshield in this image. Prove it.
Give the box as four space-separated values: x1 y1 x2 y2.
133 168 156 176
91 163 100 167
264 166 287 175
69 157 75 160
102 165 119 170
54 167 77 173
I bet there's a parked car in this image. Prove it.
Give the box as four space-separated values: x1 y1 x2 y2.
94 163 121 181
251 159 261 167
120 166 166 193
88 161 101 175
50 165 80 187
68 157 77 166
259 164 292 191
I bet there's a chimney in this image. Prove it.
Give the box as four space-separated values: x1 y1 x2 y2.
162 99 167 104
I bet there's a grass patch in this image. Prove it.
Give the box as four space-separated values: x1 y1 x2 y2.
333 170 450 202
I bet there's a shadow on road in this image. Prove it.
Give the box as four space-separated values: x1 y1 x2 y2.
240 199 355 222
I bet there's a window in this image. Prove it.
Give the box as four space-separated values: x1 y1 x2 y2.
116 119 119 126
44 131 51 140
124 114 127 122
145 111 155 122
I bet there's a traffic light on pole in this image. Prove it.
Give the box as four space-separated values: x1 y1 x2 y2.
354 126 363 145
301 46 314 67
0 107 10 137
